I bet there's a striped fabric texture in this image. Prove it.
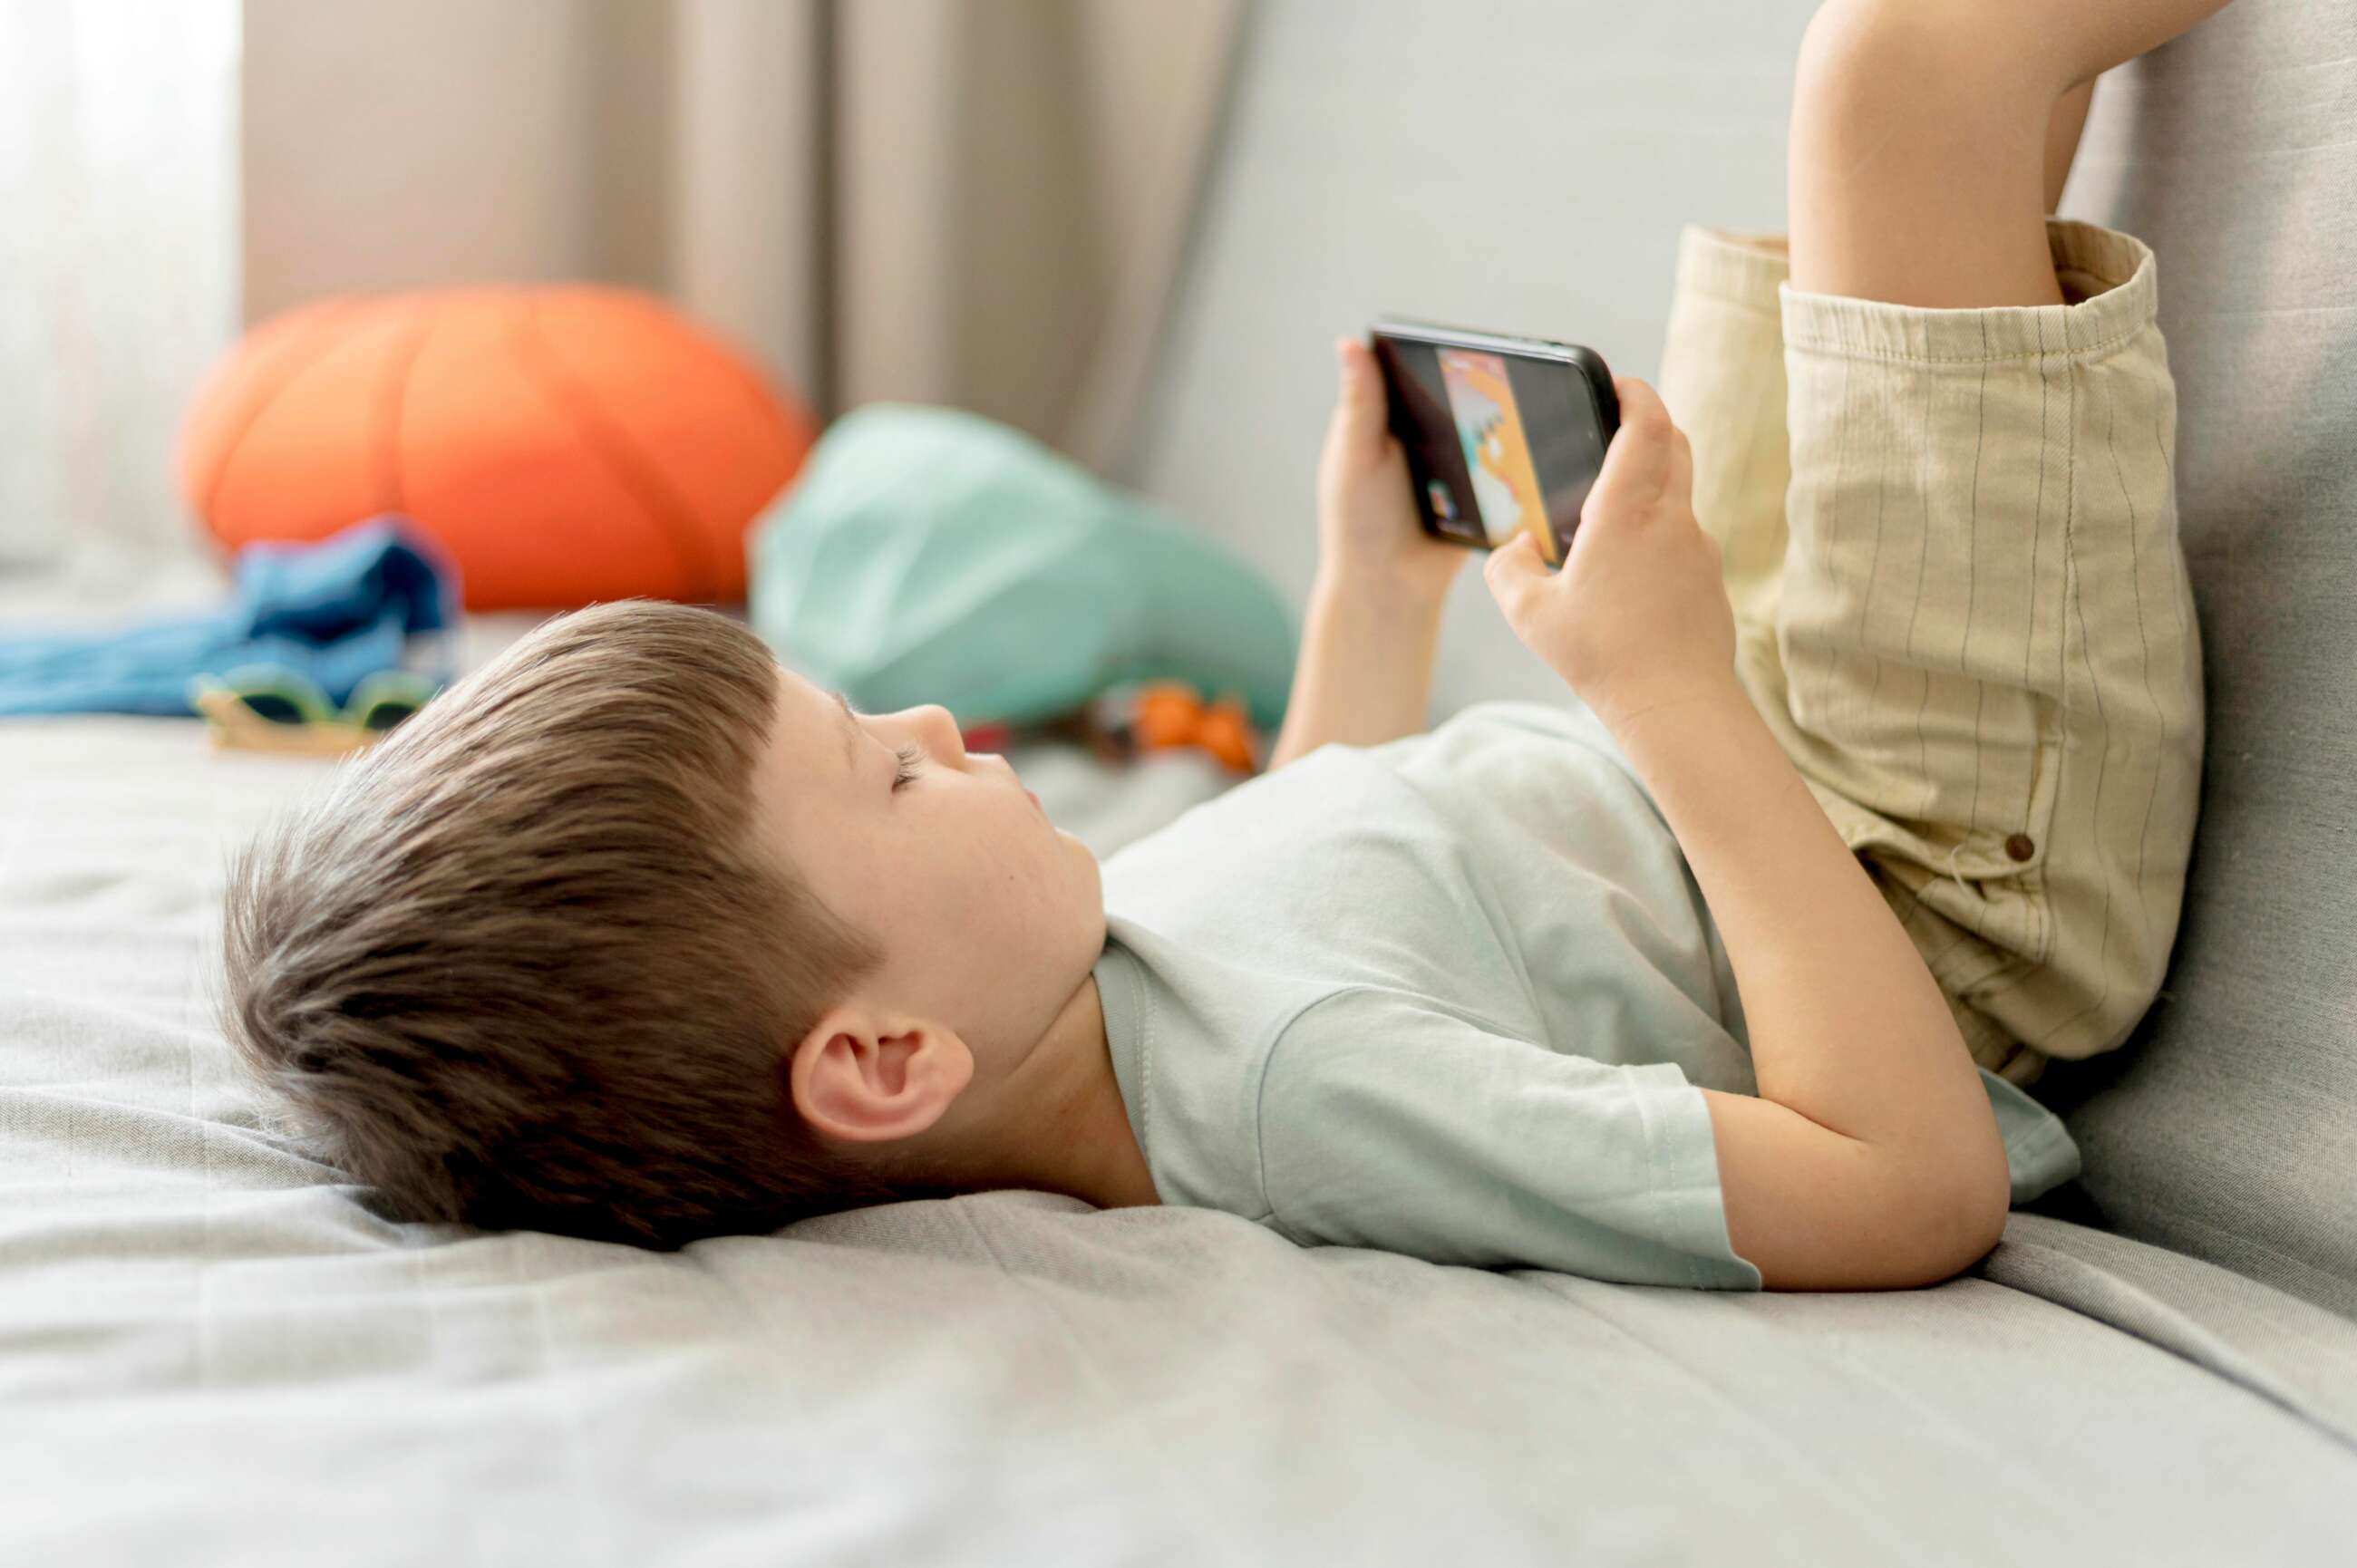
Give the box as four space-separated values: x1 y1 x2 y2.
1657 219 2207 1087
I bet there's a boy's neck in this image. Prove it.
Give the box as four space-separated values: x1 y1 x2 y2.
986 972 1161 1210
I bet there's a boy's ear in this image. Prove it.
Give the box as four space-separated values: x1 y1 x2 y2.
787 1006 975 1145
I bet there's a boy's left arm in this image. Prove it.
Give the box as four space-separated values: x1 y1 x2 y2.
1266 338 1468 771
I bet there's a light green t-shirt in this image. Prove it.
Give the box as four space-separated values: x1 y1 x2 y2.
1091 698 2082 1291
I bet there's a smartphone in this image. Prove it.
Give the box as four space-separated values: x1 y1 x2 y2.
1369 318 1619 568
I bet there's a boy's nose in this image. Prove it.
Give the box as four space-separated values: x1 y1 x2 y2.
919 703 965 761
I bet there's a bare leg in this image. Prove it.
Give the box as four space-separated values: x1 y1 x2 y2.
2043 77 2097 215
1789 0 2236 308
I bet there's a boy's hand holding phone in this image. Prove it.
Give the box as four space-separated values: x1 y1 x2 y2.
1314 337 1469 614
1265 339 1464 772
1483 376 1739 736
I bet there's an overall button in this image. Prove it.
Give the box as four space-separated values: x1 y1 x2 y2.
2004 833 2036 863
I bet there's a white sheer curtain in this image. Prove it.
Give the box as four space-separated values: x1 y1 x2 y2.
0 0 240 587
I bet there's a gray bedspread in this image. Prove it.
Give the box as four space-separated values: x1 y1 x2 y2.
3 606 2353 1566
10 0 2357 1558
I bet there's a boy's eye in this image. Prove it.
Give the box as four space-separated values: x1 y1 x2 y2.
891 743 923 790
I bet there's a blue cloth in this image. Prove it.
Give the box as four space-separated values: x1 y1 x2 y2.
0 517 459 717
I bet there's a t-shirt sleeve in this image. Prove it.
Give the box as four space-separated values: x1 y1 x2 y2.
1256 987 1763 1290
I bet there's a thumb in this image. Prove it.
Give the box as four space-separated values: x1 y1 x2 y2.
1482 528 1544 609
1326 337 1386 457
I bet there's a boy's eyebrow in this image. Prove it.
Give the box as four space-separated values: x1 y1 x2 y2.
831 689 860 773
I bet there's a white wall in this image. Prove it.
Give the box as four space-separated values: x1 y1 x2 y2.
1130 0 1824 715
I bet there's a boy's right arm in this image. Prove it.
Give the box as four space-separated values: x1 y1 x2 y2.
1614 687 2013 1291
1484 378 2011 1292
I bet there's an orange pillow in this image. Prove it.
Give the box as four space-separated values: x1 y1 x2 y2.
178 286 816 608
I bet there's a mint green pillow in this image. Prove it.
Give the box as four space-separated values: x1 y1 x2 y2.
747 403 1296 730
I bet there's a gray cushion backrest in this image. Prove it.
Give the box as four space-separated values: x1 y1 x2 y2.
1128 0 2354 1314
2032 0 2357 1319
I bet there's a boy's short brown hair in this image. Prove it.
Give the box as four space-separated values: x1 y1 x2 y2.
218 600 937 1248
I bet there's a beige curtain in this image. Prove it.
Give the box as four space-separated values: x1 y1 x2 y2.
240 0 1241 470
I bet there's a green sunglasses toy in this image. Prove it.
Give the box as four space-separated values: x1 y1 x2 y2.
189 664 444 758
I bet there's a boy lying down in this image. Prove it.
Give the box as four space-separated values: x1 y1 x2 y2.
219 0 2216 1291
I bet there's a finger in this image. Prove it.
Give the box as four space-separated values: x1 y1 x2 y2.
1592 376 1675 517
1667 423 1693 508
1326 337 1387 457
1343 343 1387 424
1482 529 1543 608
1613 374 1671 431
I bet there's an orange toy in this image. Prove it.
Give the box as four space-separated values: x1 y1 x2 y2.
177 286 819 609
1130 681 1261 773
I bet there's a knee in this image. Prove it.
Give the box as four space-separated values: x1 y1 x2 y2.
1800 0 2064 122
1805 0 2241 108
1795 0 2054 142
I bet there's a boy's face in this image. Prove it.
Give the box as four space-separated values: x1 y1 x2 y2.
748 668 1106 1065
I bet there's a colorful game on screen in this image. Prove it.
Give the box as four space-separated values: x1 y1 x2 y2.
1437 349 1557 565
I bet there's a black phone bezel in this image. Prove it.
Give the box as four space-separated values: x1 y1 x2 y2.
1368 317 1620 563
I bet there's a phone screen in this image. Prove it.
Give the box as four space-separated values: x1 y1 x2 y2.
1374 337 1611 566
